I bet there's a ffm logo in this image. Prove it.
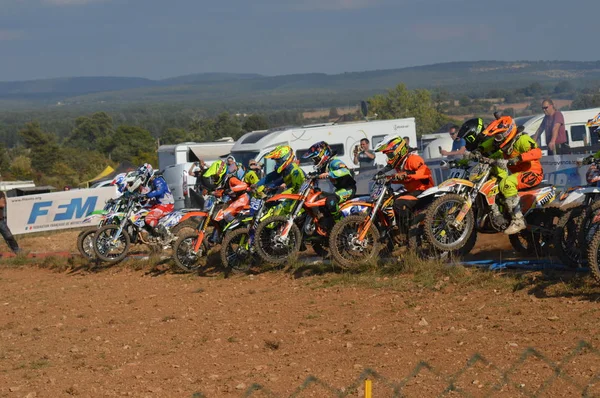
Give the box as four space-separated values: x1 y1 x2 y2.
27 197 99 224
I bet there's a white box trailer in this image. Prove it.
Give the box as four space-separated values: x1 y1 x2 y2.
157 138 236 171
228 119 417 176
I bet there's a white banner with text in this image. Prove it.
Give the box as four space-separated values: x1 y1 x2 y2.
7 187 119 235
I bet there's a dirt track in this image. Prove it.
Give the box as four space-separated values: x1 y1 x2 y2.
1 230 600 397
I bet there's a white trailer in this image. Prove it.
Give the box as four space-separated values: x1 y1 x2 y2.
157 137 236 171
228 119 417 176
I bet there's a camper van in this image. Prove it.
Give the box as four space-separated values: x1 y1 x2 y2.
521 107 600 153
157 138 236 170
228 119 417 176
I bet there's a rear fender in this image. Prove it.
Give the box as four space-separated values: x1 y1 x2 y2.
340 201 373 217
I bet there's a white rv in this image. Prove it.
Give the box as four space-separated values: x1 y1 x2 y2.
228 119 417 175
157 137 236 171
521 107 600 153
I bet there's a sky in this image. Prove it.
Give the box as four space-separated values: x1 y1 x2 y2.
0 0 598 82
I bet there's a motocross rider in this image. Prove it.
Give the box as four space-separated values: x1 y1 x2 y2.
374 135 434 230
302 141 357 223
464 115 544 235
254 145 306 194
138 164 175 238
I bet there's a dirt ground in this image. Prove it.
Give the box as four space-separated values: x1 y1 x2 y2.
1 230 600 397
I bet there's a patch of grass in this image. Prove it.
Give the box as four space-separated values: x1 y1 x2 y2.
162 315 177 322
39 256 70 272
305 313 320 320
30 359 50 369
0 254 36 267
226 336 238 343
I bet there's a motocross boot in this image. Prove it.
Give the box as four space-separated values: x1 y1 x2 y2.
489 203 506 227
504 195 526 235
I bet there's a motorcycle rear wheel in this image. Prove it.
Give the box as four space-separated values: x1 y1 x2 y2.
93 225 131 263
328 215 381 269
77 227 97 260
423 194 475 252
172 231 209 272
254 216 302 265
552 207 584 267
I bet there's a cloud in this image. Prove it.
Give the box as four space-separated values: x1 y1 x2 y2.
293 0 385 11
410 22 491 42
42 0 109 5
0 29 25 41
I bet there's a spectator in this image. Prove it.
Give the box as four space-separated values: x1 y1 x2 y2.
244 159 263 186
403 136 411 148
0 190 21 254
533 99 568 155
188 160 209 209
440 125 465 159
353 138 376 168
226 156 245 179
63 186 71 191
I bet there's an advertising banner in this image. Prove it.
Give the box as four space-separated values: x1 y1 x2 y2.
7 187 119 235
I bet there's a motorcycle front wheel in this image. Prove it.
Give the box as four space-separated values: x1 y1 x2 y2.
328 215 381 269
423 194 475 252
254 215 302 265
172 231 209 273
93 225 131 263
220 228 255 273
586 228 600 284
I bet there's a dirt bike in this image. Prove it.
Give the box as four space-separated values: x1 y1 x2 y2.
252 174 361 265
551 157 600 268
327 162 473 269
92 194 205 264
171 190 253 272
77 197 128 260
423 156 560 255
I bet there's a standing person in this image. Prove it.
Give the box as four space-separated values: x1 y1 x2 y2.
440 125 465 159
533 99 568 155
353 138 376 169
188 160 208 208
0 190 21 254
225 156 245 179
403 136 411 149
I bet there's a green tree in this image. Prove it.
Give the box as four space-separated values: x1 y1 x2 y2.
160 128 191 145
571 93 600 110
67 112 114 152
242 114 269 132
554 80 573 95
19 122 61 173
10 155 33 180
368 84 455 136
110 125 156 164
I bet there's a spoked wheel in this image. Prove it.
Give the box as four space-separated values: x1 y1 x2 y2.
77 228 97 260
553 207 584 267
172 231 209 273
409 223 476 260
220 228 255 273
254 216 302 265
93 225 131 263
577 201 600 263
328 215 381 269
424 194 475 252
509 232 538 255
586 228 600 284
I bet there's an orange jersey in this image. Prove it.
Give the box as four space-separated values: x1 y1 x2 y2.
395 153 434 192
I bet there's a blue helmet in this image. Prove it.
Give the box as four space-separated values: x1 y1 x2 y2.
303 141 332 173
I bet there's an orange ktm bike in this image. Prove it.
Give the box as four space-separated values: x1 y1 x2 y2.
423 156 560 256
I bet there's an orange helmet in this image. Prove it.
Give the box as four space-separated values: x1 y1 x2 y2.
482 116 517 149
374 135 408 169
